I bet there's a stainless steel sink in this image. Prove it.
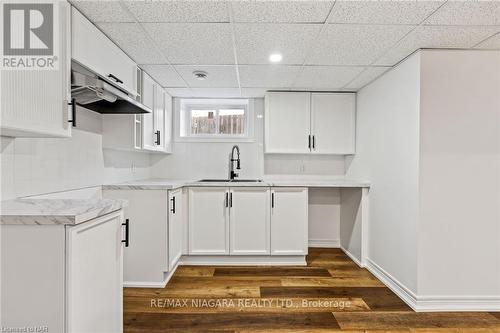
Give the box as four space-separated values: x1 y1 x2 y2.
198 179 263 183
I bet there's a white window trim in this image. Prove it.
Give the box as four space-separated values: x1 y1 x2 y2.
174 98 255 143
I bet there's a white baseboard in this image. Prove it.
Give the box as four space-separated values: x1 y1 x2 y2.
308 239 340 248
123 262 179 288
339 246 363 267
365 258 500 312
180 255 306 266
365 258 418 311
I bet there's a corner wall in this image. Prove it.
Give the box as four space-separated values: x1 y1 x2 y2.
345 52 421 294
417 50 500 302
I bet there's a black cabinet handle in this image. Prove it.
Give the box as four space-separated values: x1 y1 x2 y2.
271 192 275 208
107 73 123 84
170 196 176 214
230 192 233 208
312 135 316 149
68 98 76 127
155 130 161 145
308 135 311 149
122 218 129 247
225 192 229 207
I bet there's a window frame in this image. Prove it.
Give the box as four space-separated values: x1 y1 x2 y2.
175 98 255 143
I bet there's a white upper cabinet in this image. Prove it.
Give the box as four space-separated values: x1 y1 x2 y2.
0 1 72 138
229 187 271 255
71 7 137 95
265 92 311 154
141 73 172 153
311 93 356 154
265 92 356 155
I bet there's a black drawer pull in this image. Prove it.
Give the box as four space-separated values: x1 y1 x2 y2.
68 98 76 127
122 218 130 247
170 196 176 214
108 73 123 84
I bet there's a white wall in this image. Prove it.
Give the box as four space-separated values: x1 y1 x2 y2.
150 98 346 179
0 108 151 200
345 53 421 293
417 50 500 298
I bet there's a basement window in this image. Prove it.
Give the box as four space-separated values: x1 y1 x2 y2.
178 99 253 142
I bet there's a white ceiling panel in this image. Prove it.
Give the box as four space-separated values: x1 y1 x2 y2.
329 0 444 25
344 67 391 90
475 32 500 49
144 23 234 64
174 65 238 88
307 24 414 66
241 88 268 98
293 66 365 89
164 87 194 97
140 65 187 87
235 24 322 65
376 26 500 66
124 0 229 23
97 23 165 64
70 0 133 23
424 0 500 26
239 65 302 88
231 1 334 23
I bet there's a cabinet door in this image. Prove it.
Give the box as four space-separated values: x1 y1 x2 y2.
168 189 183 270
0 1 71 138
66 211 123 333
155 85 166 150
271 188 308 255
265 92 311 153
230 187 271 255
163 92 173 153
188 187 229 255
142 73 156 150
311 93 356 154
72 8 136 94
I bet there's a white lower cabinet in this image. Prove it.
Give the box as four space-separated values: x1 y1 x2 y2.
230 187 271 255
103 189 184 286
66 213 124 333
188 187 229 255
1 210 124 333
168 188 183 270
271 187 308 255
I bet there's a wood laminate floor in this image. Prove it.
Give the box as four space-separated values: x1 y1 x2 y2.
124 248 500 332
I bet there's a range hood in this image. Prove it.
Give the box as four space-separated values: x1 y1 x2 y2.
71 62 151 114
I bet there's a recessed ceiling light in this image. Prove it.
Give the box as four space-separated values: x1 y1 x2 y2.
193 70 208 80
269 53 282 63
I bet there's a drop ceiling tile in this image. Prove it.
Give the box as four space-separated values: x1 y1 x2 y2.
235 24 322 65
231 1 334 23
424 0 500 26
241 88 268 98
344 67 391 90
329 0 444 25
293 66 365 89
475 32 500 49
376 26 500 66
97 23 165 64
143 23 234 64
307 24 414 66
164 87 194 97
174 65 238 88
70 0 133 22
123 0 229 23
140 65 187 87
239 65 302 88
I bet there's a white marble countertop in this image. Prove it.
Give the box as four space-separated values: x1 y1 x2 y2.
102 178 370 190
0 198 127 225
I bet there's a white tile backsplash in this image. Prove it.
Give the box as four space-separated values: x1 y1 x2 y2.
0 111 151 200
